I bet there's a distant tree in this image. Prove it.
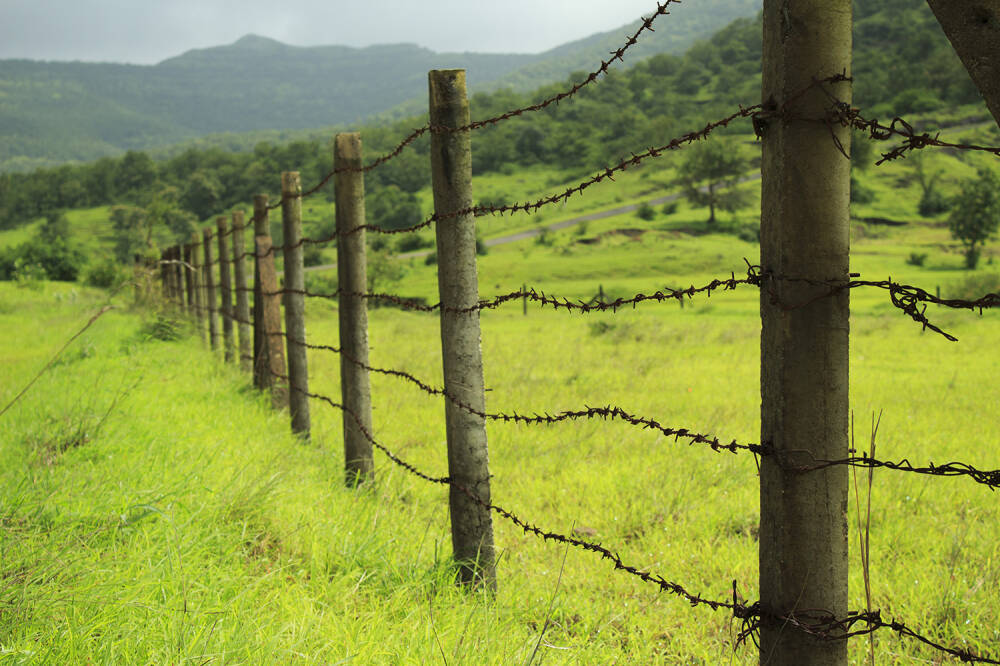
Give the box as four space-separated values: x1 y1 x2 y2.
115 151 158 199
147 186 196 243
678 141 751 226
949 168 1000 269
181 170 223 220
110 205 149 263
367 185 421 231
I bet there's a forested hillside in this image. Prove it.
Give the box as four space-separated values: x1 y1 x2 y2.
0 0 763 172
0 0 983 262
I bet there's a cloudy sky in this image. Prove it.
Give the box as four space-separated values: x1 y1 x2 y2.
1 0 663 64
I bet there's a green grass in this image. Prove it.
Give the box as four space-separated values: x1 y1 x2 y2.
2 194 1000 663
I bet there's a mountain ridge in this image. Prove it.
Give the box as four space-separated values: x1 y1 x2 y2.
0 0 762 172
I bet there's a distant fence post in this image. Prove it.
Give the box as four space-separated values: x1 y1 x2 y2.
428 69 496 590
183 243 195 315
172 245 184 309
159 248 168 299
253 195 289 409
217 216 235 363
281 172 311 438
232 210 253 372
334 132 375 485
190 232 205 343
203 228 219 351
759 2 851 664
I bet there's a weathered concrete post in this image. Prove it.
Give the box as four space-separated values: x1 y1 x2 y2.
281 172 311 438
252 196 289 409
183 243 195 315
428 69 496 590
172 245 184 309
334 132 375 485
191 232 205 343
232 210 253 372
926 1 1000 129
202 228 219 351
217 217 235 363
759 1 852 664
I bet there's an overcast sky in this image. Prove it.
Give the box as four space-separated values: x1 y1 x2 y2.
0 0 664 64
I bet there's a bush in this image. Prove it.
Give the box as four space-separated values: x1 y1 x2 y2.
476 237 488 256
661 201 679 216
138 312 186 341
84 257 130 289
396 234 433 253
850 175 875 204
905 252 928 267
636 202 656 221
302 244 326 267
424 252 437 266
918 188 950 217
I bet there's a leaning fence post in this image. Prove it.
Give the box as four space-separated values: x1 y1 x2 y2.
428 69 496 590
191 232 205 343
232 210 253 372
281 172 311 438
253 195 289 409
759 2 852 664
203 228 219 351
334 132 375 485
217 216 235 363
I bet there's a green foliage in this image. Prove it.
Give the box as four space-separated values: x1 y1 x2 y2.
367 249 406 292
302 244 326 267
677 141 750 225
851 175 876 204
137 312 187 341
0 211 86 282
948 169 1000 269
636 202 657 221
395 234 433 254
84 256 130 289
905 252 927 267
367 185 422 232
949 272 1000 300
918 188 950 217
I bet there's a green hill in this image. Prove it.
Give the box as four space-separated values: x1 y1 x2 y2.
0 0 763 173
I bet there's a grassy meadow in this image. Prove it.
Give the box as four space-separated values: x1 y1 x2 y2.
3 124 1000 663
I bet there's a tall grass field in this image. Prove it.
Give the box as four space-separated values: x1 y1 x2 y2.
2 172 999 665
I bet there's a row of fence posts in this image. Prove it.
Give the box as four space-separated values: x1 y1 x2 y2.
153 12 857 655
155 70 497 589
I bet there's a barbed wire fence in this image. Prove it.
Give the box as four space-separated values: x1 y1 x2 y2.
138 1 1000 662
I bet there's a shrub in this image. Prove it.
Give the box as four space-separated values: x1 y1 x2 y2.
302 244 326 267
424 252 437 266
636 202 656 221
918 188 950 217
661 201 679 216
476 237 488 256
850 175 875 204
84 257 130 289
905 252 927 267
396 234 433 253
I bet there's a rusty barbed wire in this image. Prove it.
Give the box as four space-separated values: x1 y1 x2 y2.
244 362 1000 662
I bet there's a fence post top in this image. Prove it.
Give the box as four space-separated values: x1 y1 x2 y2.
281 172 301 190
334 133 362 160
232 209 245 227
203 227 213 239
429 69 467 107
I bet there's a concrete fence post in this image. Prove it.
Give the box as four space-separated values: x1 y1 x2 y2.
232 210 253 372
281 172 311 438
428 69 496 590
759 1 852 663
183 243 195 315
334 132 375 485
217 216 235 363
172 245 184 309
252 195 289 409
191 232 205 343
203 228 219 351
